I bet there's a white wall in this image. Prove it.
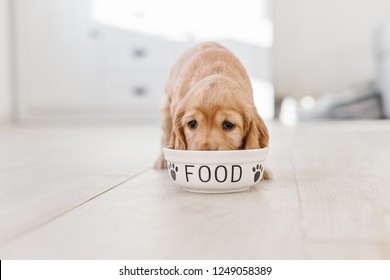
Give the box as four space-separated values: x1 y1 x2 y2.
0 0 11 121
274 0 390 98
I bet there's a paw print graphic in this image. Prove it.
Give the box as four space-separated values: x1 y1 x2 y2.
252 164 264 183
168 162 178 181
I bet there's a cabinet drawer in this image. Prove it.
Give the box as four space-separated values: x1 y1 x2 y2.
102 76 166 107
102 37 179 69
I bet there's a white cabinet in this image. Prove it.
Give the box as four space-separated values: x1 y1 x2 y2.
97 26 182 118
14 0 273 120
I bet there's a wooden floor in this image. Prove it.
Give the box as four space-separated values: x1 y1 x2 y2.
0 121 389 259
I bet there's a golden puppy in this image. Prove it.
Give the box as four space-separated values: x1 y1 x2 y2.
155 42 271 179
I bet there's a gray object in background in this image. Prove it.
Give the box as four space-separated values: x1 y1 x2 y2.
293 21 390 121
297 83 383 120
376 21 390 118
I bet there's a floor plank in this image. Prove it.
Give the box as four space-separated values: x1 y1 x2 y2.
308 242 389 259
1 121 390 259
0 162 306 259
288 123 390 258
291 126 390 241
0 124 159 247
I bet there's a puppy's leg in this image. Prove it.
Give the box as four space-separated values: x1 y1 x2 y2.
263 167 273 180
154 94 172 169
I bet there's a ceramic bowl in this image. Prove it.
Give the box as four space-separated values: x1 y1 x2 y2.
162 147 268 193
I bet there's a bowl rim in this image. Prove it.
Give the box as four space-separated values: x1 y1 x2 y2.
162 147 268 164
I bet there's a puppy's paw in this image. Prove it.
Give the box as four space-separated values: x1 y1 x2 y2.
153 153 168 169
263 167 273 180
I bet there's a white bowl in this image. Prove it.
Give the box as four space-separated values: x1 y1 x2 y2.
162 147 268 193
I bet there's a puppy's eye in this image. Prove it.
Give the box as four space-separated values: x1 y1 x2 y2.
223 121 235 130
188 120 198 129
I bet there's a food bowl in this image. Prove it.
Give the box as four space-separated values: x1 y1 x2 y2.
162 147 268 193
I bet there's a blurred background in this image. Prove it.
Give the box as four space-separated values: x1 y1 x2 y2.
0 0 389 124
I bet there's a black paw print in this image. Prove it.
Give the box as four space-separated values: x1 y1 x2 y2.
168 162 178 181
252 164 264 182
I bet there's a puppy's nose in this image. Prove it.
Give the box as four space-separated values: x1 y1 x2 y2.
200 142 217 150
200 142 209 150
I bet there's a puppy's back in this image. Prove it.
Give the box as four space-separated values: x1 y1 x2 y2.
166 42 252 102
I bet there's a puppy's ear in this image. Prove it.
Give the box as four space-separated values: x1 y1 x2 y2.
169 106 187 150
242 107 269 149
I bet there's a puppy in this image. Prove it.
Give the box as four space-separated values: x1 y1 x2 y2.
154 42 272 179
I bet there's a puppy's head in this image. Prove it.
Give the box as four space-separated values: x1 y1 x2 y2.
170 75 269 150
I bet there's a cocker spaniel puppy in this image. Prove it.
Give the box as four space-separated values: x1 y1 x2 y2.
154 42 271 179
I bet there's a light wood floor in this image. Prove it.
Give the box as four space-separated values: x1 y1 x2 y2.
0 121 389 259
